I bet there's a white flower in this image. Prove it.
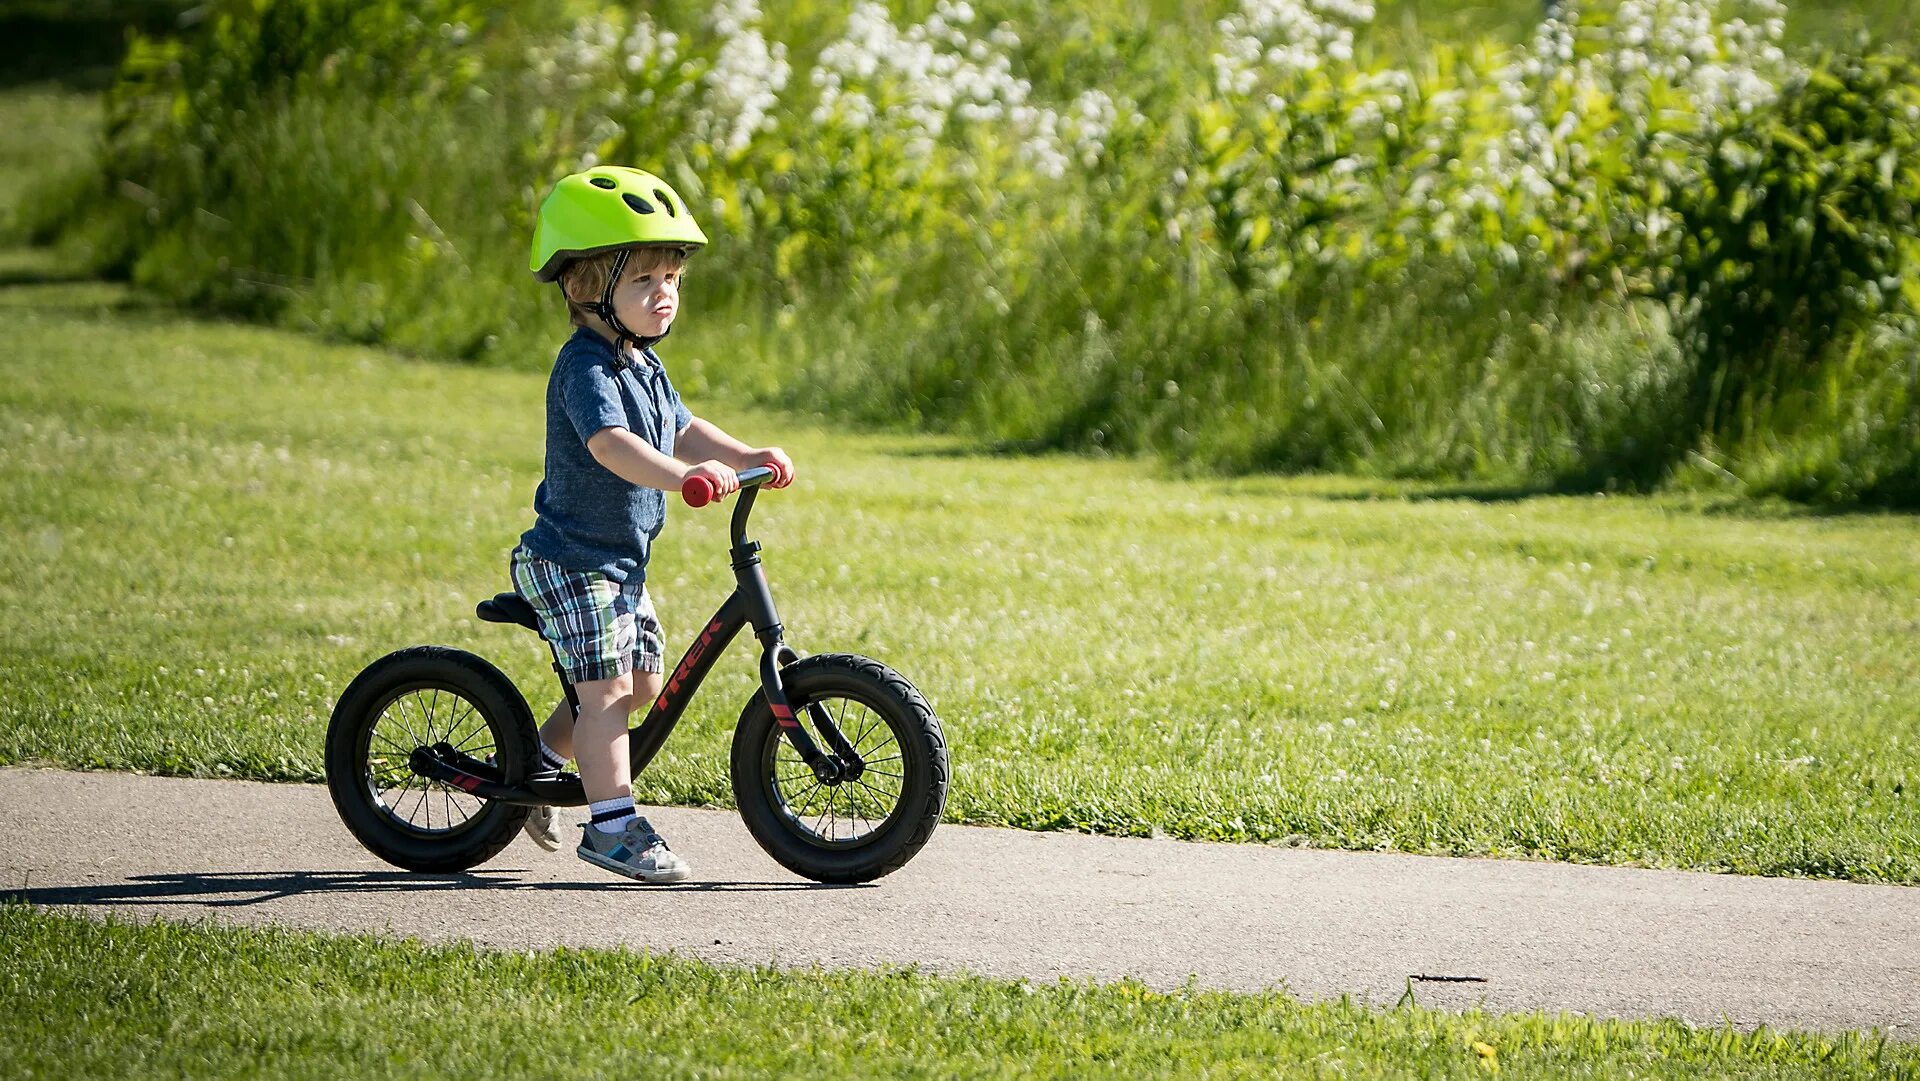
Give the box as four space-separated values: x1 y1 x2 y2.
810 2 1089 172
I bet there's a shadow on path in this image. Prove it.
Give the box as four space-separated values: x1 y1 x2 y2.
4 869 869 908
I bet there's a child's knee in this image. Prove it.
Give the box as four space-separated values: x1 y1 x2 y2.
574 672 637 717
633 668 664 697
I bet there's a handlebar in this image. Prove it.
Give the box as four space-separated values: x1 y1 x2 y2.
681 465 778 508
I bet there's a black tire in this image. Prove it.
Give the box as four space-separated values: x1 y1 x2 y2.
731 653 948 884
324 646 537 872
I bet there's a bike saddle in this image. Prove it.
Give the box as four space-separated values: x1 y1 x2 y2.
475 592 541 633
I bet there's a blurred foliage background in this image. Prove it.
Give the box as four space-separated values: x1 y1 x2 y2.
8 0 1918 505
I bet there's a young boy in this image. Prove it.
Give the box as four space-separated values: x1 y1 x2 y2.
511 166 794 883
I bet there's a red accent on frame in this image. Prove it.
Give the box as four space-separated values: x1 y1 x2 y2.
771 703 798 728
451 772 483 793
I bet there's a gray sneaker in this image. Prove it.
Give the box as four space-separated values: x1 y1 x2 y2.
577 816 691 884
522 804 562 851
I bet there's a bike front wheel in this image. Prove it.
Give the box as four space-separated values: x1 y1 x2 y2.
731 653 948 884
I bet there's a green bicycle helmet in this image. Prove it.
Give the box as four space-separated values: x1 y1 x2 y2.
530 166 709 282
530 166 710 352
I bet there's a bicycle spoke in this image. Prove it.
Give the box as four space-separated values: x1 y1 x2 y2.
850 706 883 754
441 786 475 829
853 788 897 819
383 702 419 750
802 778 834 818
371 728 416 757
398 695 426 748
448 704 486 751
452 727 493 756
852 777 897 811
784 777 824 815
843 784 877 830
388 772 420 809
407 692 436 746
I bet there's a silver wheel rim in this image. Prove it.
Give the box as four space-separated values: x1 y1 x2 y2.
362 685 500 838
766 692 906 848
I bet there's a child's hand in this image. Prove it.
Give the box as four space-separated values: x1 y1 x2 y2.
683 460 740 502
747 447 796 488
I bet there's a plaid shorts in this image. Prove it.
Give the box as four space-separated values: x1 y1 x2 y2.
509 546 665 684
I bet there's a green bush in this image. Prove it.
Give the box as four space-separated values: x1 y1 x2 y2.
1655 50 1920 475
23 0 1920 504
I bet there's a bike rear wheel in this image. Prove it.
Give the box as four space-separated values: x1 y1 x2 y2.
325 646 536 872
731 653 948 884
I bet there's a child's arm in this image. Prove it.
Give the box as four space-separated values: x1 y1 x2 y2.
586 427 735 496
676 417 795 488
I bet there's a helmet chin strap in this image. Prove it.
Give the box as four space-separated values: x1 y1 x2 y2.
587 249 669 362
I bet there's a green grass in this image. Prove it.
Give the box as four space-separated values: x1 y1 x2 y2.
1 905 1911 1079
2 256 1917 883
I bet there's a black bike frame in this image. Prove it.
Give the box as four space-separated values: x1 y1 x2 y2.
617 479 831 780
415 470 861 808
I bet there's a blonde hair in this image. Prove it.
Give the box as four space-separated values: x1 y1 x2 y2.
558 246 689 327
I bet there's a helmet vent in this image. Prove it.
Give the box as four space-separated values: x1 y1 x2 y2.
622 192 656 214
654 189 677 217
588 176 617 189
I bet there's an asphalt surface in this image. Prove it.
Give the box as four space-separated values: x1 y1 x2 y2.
4 766 1917 1036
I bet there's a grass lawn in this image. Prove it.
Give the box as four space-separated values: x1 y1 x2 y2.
2 905 1911 1080
1 252 1917 883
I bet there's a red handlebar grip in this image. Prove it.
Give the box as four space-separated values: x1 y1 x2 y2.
682 475 717 508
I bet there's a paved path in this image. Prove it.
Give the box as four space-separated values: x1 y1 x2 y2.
4 766 1917 1036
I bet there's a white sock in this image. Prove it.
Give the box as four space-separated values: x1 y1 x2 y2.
589 796 636 834
538 742 568 772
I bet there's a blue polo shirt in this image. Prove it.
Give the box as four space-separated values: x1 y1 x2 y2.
518 328 693 583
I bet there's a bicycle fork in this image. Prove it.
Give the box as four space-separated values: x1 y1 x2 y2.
729 531 866 785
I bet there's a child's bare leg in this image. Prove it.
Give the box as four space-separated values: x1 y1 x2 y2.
569 670 665 799
541 670 657 762
537 701 574 760
571 673 635 801
570 666 685 880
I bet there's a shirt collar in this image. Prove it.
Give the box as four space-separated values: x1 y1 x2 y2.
570 327 656 372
